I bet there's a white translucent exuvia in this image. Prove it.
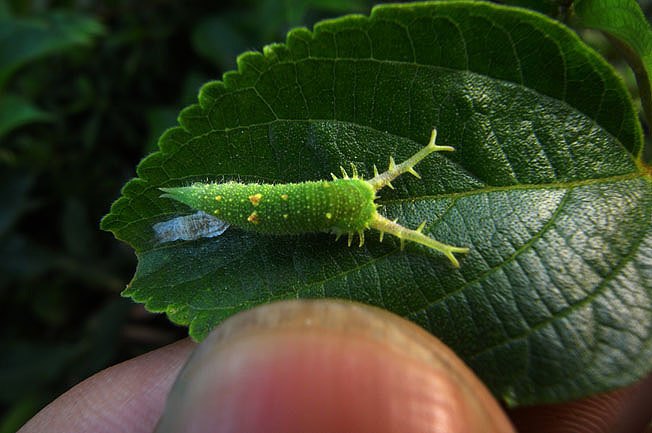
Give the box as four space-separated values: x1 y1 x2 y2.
153 211 230 243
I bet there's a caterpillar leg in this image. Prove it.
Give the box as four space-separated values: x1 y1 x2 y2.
370 214 469 267
367 128 454 191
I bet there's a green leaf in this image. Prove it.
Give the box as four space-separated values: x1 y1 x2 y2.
101 1 651 405
0 10 104 89
574 0 652 130
0 93 52 138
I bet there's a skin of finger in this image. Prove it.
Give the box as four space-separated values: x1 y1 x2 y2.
509 371 652 433
17 338 196 433
155 300 516 433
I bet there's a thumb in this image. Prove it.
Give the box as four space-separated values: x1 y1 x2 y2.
156 300 515 433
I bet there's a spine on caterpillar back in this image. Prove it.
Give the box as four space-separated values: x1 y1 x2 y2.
160 179 377 235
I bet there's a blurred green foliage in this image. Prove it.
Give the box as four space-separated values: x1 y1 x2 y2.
1 0 650 430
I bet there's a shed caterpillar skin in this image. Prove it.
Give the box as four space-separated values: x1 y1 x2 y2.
153 211 230 243
161 129 469 267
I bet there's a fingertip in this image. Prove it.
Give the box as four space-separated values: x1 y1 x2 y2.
156 300 515 433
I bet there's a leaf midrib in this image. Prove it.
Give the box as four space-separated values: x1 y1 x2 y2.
378 172 648 204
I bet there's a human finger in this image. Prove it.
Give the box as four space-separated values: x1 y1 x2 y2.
156 300 516 433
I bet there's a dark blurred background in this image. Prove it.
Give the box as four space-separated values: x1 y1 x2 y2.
0 0 649 431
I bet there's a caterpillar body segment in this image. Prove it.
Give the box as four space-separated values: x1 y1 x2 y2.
161 177 377 235
160 128 469 267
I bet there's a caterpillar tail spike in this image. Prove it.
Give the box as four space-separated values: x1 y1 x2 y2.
369 214 469 268
367 128 454 191
365 129 467 266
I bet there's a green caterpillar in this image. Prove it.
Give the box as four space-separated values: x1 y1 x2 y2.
160 129 469 267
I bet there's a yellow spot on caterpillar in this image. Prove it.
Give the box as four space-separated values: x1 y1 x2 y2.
214 209 220 215
325 212 332 219
249 193 262 206
215 195 222 201
247 211 259 225
323 181 330 188
283 214 289 219
281 194 289 200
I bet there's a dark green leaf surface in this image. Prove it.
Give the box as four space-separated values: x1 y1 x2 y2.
101 1 651 405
